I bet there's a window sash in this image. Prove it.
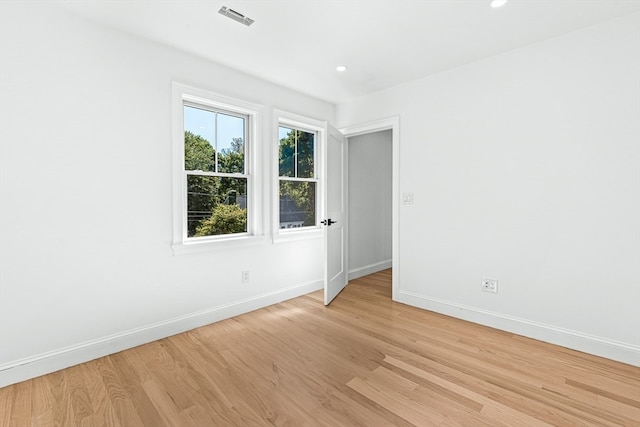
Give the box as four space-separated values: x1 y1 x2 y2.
278 176 318 183
184 173 250 239
183 103 248 175
278 126 317 179
186 170 249 178
278 179 317 229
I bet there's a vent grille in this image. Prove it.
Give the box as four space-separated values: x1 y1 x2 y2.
218 6 254 27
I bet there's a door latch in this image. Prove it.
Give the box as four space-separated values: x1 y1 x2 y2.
321 218 337 226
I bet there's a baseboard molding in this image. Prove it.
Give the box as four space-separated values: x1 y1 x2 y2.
398 290 640 367
0 280 323 388
348 259 392 281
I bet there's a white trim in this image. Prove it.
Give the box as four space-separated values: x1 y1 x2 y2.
171 82 264 254
398 290 640 367
0 279 323 388
348 260 392 281
340 116 400 300
344 132 350 285
276 110 326 134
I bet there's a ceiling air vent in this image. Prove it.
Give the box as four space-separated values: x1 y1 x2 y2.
218 6 255 26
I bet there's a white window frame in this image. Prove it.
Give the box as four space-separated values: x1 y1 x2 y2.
172 83 264 254
272 110 325 242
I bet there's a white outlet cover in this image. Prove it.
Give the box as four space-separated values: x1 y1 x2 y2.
402 192 414 205
482 278 498 293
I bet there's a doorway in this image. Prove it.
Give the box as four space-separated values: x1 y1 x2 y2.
340 117 399 300
347 130 392 281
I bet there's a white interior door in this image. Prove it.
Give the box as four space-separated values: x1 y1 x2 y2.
324 125 347 305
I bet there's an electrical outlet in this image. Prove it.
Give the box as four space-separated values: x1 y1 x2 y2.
241 270 250 283
402 192 414 205
482 278 498 293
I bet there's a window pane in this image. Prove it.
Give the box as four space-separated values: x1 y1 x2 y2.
187 175 247 237
279 126 295 177
217 113 245 173
279 181 316 229
279 126 315 178
296 130 314 179
184 106 215 172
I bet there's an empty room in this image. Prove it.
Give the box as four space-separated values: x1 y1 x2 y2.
1 0 639 426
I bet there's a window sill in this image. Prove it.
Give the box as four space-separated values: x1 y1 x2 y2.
172 235 267 255
272 228 323 244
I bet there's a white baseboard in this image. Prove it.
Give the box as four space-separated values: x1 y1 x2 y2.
398 290 640 367
348 259 392 281
0 280 323 388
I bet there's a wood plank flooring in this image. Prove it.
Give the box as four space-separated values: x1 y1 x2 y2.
1 269 639 426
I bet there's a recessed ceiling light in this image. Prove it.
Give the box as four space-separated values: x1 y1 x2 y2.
218 6 254 26
336 65 348 72
490 0 508 7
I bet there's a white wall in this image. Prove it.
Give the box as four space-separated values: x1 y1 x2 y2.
0 3 334 386
338 13 640 365
348 130 392 279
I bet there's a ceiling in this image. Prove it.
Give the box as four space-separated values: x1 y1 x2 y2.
53 0 640 104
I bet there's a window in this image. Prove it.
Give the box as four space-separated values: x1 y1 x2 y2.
278 125 318 230
172 83 262 252
183 104 248 238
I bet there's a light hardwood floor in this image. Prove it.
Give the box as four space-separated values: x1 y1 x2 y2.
1 269 639 426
